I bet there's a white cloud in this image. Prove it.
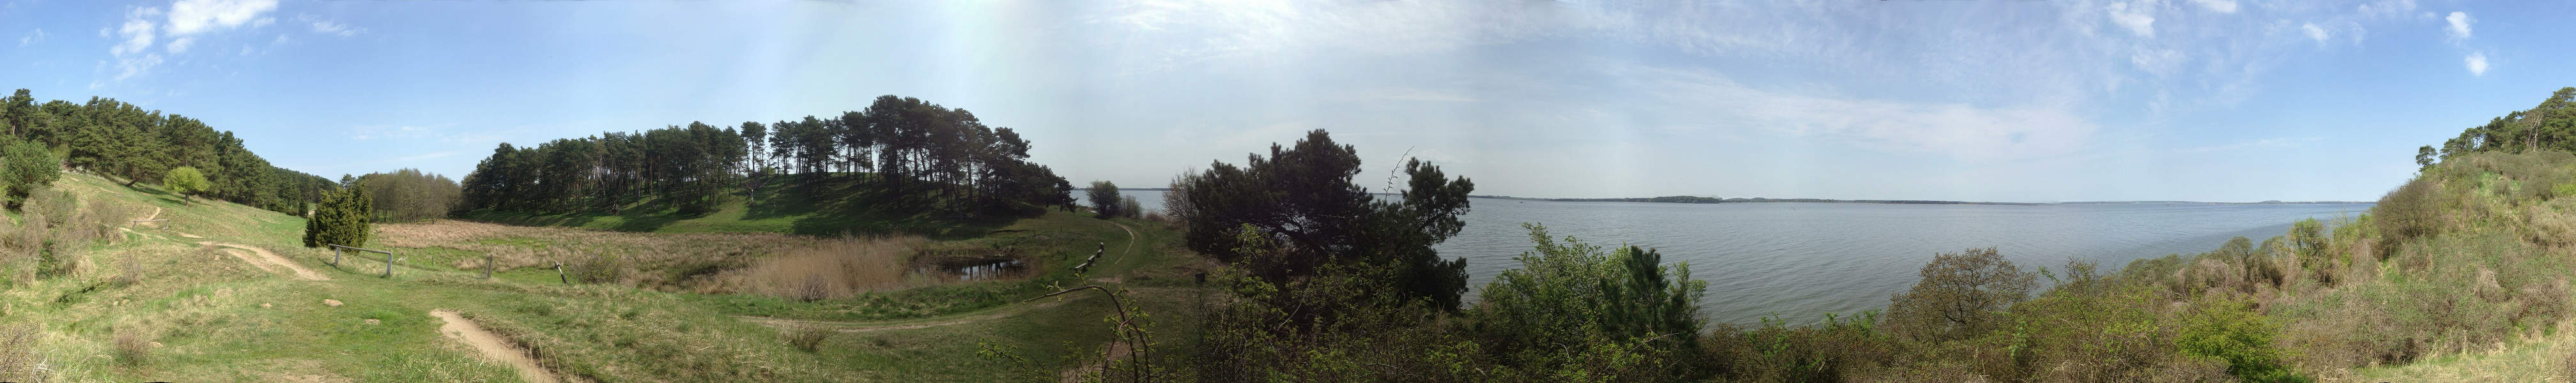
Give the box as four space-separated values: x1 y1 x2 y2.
17 28 43 47
299 14 364 37
2107 1 2158 37
111 7 161 56
2444 11 2472 40
2357 0 2416 19
2464 51 2487 76
2300 23 2329 42
2187 0 2237 13
166 0 278 36
114 53 164 80
101 0 279 82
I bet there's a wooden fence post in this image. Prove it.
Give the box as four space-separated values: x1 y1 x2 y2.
484 255 495 279
384 252 396 278
330 248 341 266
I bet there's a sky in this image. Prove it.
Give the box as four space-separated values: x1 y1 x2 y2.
1 0 2569 203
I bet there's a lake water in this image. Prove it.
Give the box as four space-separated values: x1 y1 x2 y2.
1103 190 2370 325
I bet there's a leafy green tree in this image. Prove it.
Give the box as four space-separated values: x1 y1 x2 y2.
1086 181 1122 218
2415 146 2436 169
162 166 210 202
303 181 373 248
1884 247 2035 343
1172 129 1477 311
1 137 61 207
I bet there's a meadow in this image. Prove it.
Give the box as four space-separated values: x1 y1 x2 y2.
0 171 1211 382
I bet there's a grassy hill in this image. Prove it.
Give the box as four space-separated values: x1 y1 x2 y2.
0 171 1208 382
2173 150 2576 379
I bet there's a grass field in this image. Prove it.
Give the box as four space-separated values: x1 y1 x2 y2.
0 171 1210 382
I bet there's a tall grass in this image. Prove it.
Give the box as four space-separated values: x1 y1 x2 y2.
712 236 927 301
0 324 36 382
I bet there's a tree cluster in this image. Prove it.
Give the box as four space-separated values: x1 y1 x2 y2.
460 95 1072 217
1168 129 1477 312
2423 87 2576 165
357 169 461 222
1084 181 1142 219
0 89 332 215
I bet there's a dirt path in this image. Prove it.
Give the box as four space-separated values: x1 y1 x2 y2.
432 310 564 383
200 242 328 280
734 295 1084 333
1093 222 1140 280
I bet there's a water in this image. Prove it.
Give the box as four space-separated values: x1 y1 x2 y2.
1103 190 2369 325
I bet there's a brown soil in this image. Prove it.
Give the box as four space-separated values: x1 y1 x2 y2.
431 310 566 383
200 242 329 280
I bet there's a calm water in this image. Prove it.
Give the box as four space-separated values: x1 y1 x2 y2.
1104 190 2369 325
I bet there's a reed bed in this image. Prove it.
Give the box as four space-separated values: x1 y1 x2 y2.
374 220 1025 298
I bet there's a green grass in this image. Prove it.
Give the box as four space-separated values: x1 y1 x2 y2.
0 171 1210 382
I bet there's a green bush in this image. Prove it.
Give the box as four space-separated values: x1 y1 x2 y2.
2374 178 2440 260
0 137 58 208
2177 298 2302 382
1885 247 2035 343
1473 223 1705 380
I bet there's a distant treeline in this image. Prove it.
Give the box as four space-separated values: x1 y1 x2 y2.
460 95 1072 216
1541 195 1726 204
0 89 332 214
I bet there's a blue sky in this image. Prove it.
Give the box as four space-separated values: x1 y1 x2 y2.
1 0 2568 202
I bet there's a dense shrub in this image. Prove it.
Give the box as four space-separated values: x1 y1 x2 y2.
0 137 58 208
1472 223 1705 380
2373 177 2439 259
303 184 373 248
1192 225 1490 382
1884 247 2034 343
564 250 629 285
2177 298 2301 382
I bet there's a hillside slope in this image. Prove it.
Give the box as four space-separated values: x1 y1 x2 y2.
0 172 1207 382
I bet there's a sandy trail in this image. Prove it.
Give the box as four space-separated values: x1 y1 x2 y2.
1088 222 1140 282
432 310 564 383
175 232 205 239
200 242 328 280
221 248 281 274
734 296 1082 333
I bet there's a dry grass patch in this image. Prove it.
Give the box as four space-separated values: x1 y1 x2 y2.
378 220 1033 299
707 236 927 301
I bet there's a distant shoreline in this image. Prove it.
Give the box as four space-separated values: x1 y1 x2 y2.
1093 188 2371 206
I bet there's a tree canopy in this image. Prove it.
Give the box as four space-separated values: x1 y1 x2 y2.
2426 87 2576 162
0 88 329 214
459 95 1071 219
1169 129 1477 311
